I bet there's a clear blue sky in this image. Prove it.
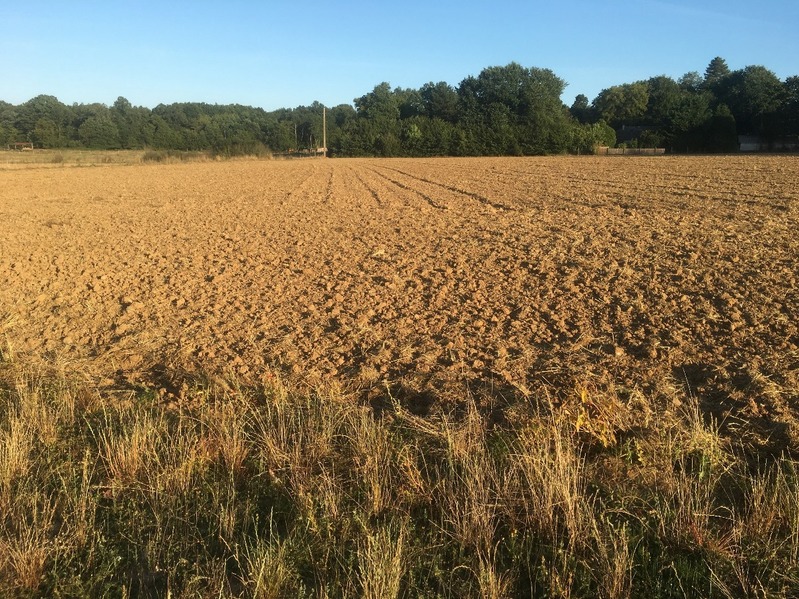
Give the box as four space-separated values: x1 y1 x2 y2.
1 0 797 110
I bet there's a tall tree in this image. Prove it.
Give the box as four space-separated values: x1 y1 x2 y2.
456 63 570 154
704 56 731 90
717 66 785 135
704 104 738 152
354 83 401 156
516 67 572 154
325 103 357 155
645 76 682 125
0 102 20 145
570 94 591 123
17 95 70 146
394 88 422 120
782 76 799 135
33 118 62 148
678 71 703 93
78 114 121 148
111 96 135 148
592 83 649 127
420 82 459 122
669 92 713 151
354 83 399 123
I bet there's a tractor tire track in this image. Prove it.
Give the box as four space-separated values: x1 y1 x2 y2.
375 164 514 211
366 167 447 211
351 168 382 206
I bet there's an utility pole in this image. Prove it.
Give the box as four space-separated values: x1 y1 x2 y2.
322 105 327 157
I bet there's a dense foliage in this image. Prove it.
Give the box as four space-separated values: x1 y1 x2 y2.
1 58 796 155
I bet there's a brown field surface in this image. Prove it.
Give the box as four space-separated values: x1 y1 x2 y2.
1 156 797 438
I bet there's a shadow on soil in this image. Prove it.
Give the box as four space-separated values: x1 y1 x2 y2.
674 362 794 459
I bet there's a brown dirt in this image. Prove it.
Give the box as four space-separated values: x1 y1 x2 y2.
1 156 798 437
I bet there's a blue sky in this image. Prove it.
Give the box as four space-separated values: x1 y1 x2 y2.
1 0 797 110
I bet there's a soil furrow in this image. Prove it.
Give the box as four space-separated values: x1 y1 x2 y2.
366 167 447 210
376 164 514 211
351 169 382 206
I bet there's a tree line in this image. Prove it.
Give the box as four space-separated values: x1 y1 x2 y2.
1 57 797 156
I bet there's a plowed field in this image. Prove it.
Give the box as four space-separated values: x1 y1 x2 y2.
2 157 798 429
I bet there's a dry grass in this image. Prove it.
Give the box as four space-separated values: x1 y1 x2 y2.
1 353 799 597
0 148 268 169
0 149 147 167
0 148 272 170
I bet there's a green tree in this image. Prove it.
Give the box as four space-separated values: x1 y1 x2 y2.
394 87 422 120
669 92 712 152
400 119 423 154
110 96 143 149
16 95 71 146
781 75 799 135
592 82 649 127
517 67 572 154
354 82 399 123
454 75 484 153
678 71 703 93
260 117 293 152
484 102 518 155
420 81 459 122
455 63 570 155
704 104 738 152
125 106 155 148
148 115 180 148
704 56 731 91
78 113 121 148
16 95 65 132
645 76 681 124
0 102 21 145
570 94 591 123
471 63 530 112
570 120 616 153
420 117 458 155
642 76 713 151
327 103 357 153
717 65 785 135
354 83 401 155
33 118 63 148
290 102 326 150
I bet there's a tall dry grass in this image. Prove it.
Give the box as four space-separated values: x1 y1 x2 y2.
0 147 272 169
0 149 146 167
1 352 799 597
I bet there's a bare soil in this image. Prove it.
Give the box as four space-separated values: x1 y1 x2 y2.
2 157 797 442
